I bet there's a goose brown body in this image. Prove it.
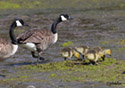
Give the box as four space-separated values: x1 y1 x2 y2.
17 29 56 51
0 38 14 59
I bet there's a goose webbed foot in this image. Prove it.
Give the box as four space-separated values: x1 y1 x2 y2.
39 57 45 61
36 57 45 63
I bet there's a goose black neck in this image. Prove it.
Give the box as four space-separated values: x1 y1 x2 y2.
51 17 61 34
9 22 17 45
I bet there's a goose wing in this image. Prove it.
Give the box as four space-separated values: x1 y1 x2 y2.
17 29 54 44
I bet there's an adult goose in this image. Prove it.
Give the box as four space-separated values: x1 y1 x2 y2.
0 19 28 60
17 14 72 62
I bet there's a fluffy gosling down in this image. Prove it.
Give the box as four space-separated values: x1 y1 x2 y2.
99 49 111 61
75 45 90 59
85 48 111 65
92 47 111 61
61 47 80 60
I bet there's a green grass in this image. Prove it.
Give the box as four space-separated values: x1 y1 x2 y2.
0 1 21 9
100 41 109 45
61 41 74 47
22 58 125 83
0 58 124 87
0 0 125 9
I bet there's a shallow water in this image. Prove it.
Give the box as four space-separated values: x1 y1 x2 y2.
0 5 125 88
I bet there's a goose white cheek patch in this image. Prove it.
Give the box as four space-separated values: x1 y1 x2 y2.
16 20 22 26
61 16 67 21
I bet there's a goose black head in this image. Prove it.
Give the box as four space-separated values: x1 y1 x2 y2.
60 14 72 21
14 19 29 27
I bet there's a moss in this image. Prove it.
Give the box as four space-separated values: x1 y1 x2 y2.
120 4 125 7
61 41 74 47
119 39 125 45
0 1 21 9
100 41 109 45
0 58 124 87
115 47 125 52
0 0 124 10
17 58 124 84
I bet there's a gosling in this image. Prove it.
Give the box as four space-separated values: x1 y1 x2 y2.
92 46 102 52
61 47 80 60
99 49 111 61
93 47 111 61
85 49 111 65
92 46 103 61
75 45 90 59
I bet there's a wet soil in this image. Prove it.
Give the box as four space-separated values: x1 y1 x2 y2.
0 1 125 88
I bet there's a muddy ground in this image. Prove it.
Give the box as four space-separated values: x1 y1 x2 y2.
0 0 125 88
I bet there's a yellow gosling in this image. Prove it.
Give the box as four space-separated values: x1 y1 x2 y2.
75 45 90 59
85 49 99 65
61 47 80 60
92 46 103 52
92 46 103 61
99 49 111 61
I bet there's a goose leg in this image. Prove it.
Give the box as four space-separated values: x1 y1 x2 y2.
36 51 45 63
31 51 38 58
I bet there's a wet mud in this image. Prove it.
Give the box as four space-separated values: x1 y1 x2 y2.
0 0 125 88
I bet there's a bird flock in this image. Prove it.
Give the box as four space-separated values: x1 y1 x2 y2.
0 14 112 65
61 46 111 65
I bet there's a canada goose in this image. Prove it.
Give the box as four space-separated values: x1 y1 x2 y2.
0 19 28 60
16 14 72 62
85 49 111 65
75 45 90 59
61 47 80 60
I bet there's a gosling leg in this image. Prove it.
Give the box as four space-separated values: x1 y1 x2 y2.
82 55 85 60
102 55 106 61
90 60 98 65
64 57 67 60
